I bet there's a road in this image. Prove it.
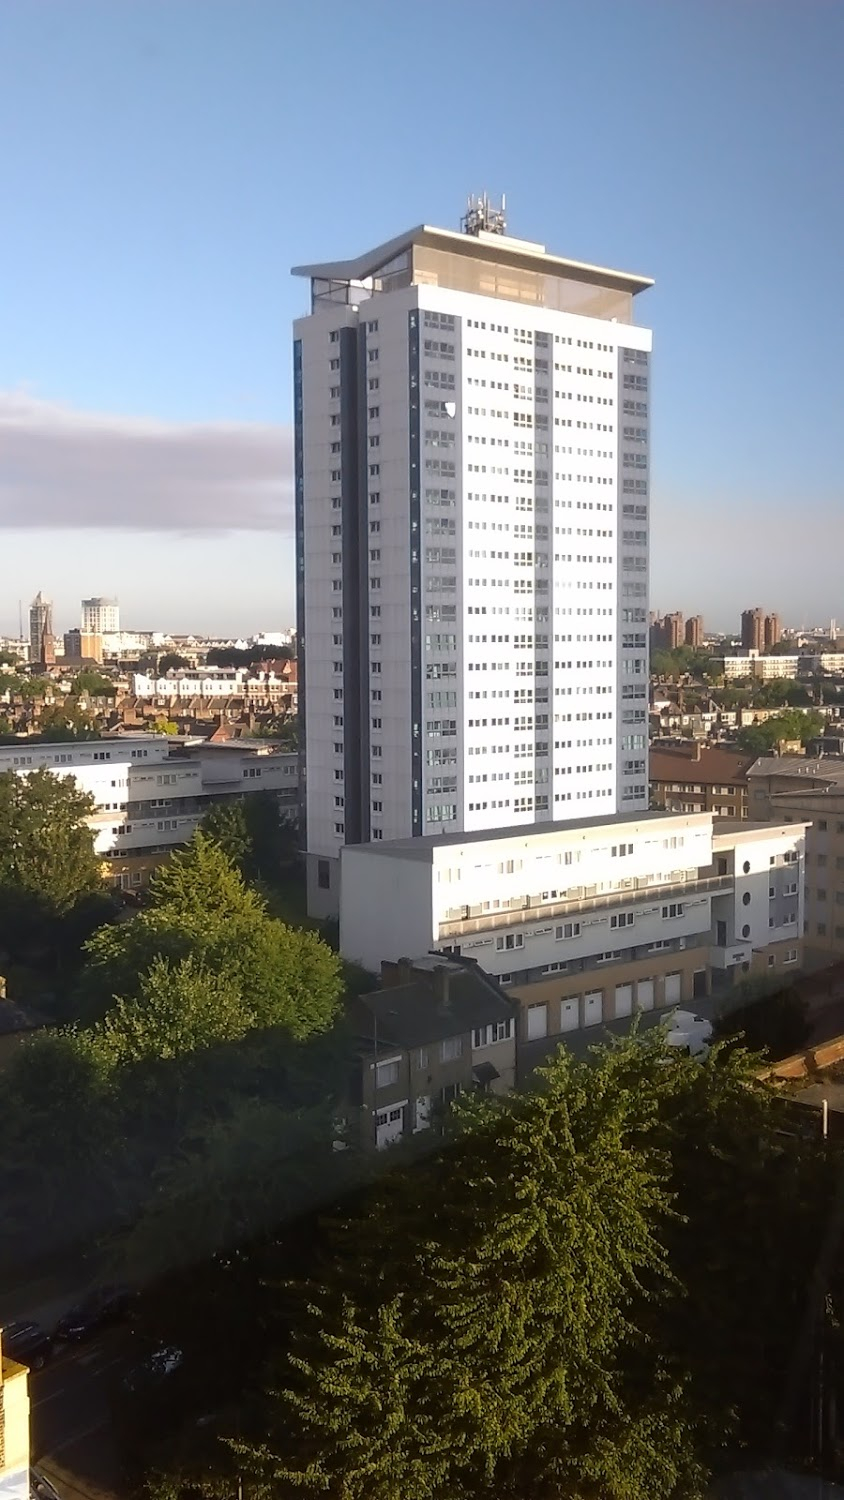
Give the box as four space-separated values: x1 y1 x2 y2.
30 1331 128 1500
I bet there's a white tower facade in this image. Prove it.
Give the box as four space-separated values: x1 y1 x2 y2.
293 210 653 915
81 597 120 635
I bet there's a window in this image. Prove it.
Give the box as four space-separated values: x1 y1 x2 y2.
375 1059 401 1089
610 912 634 930
819 820 828 832
472 1019 515 1048
785 948 798 964
441 1036 463 1063
317 859 330 891
495 933 524 951
556 921 581 940
611 842 633 857
662 903 685 919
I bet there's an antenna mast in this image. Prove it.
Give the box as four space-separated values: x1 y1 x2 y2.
461 192 507 237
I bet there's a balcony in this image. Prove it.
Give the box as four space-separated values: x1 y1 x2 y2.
437 871 734 940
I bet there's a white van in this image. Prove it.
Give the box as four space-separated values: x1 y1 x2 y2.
663 1009 713 1059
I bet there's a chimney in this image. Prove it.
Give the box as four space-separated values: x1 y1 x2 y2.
437 965 451 1005
692 741 702 762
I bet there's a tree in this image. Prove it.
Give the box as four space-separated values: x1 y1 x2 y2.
737 708 825 755
93 955 254 1069
200 801 252 871
158 653 190 674
201 794 300 883
72 670 115 697
35 703 98 741
219 1034 830 1500
234 1037 703 1500
75 833 342 1037
0 767 103 916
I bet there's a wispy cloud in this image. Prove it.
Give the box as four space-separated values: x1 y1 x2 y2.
0 392 293 533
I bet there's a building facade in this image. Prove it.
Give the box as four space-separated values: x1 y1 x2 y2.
348 956 517 1149
749 756 844 966
28 592 54 668
131 668 296 704
339 811 806 1056
63 629 104 663
81 597 120 635
293 209 653 915
0 737 298 889
685 615 704 649
741 608 765 653
764 612 782 650
649 743 754 819
0 1330 29 1500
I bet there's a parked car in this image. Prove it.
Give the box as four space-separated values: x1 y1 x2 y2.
55 1285 133 1343
121 1344 183 1394
2 1320 53 1370
664 1009 713 1059
30 1469 62 1500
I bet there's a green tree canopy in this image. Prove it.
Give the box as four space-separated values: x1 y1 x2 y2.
0 766 103 914
737 708 825 755
76 833 341 1038
199 800 252 871
72 670 116 697
201 793 299 882
157 653 191 674
221 1033 828 1500
651 645 715 681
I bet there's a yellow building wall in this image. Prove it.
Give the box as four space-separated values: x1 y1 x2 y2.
0 1334 30 1500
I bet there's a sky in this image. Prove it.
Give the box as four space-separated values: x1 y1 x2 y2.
0 0 842 638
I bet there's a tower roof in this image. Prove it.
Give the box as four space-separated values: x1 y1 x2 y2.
292 222 653 298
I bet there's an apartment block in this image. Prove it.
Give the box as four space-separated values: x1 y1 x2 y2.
649 743 755 819
0 737 298 889
749 756 844 965
339 811 806 1065
293 207 653 916
741 608 765 653
685 615 704 649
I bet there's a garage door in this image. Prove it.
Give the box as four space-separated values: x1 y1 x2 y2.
560 996 579 1033
583 990 603 1027
527 1002 548 1040
664 972 682 1006
614 983 633 1019
636 978 655 1011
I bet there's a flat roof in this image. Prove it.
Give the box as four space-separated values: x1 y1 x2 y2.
712 818 811 840
292 223 653 298
345 810 710 862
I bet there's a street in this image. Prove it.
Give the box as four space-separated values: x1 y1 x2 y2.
30 1331 128 1500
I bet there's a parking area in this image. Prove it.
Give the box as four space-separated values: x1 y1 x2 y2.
29 1330 130 1500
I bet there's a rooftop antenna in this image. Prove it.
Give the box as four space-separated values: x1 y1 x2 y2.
461 192 507 237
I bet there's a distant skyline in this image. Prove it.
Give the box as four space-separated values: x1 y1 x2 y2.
1 0 842 634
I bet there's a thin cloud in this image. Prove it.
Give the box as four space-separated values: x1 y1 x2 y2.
0 391 293 533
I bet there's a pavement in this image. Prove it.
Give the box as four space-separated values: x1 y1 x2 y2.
29 1330 129 1500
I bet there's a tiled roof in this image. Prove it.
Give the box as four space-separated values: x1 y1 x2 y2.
351 964 516 1051
649 745 755 787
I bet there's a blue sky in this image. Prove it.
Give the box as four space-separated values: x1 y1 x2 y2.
1 0 842 636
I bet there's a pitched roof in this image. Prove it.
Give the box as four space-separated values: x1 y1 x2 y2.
649 744 755 787
351 963 516 1051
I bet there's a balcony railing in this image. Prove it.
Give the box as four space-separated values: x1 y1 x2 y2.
437 871 734 940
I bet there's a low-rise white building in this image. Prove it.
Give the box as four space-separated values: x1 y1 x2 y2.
339 810 806 1055
132 668 295 703
0 736 299 888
